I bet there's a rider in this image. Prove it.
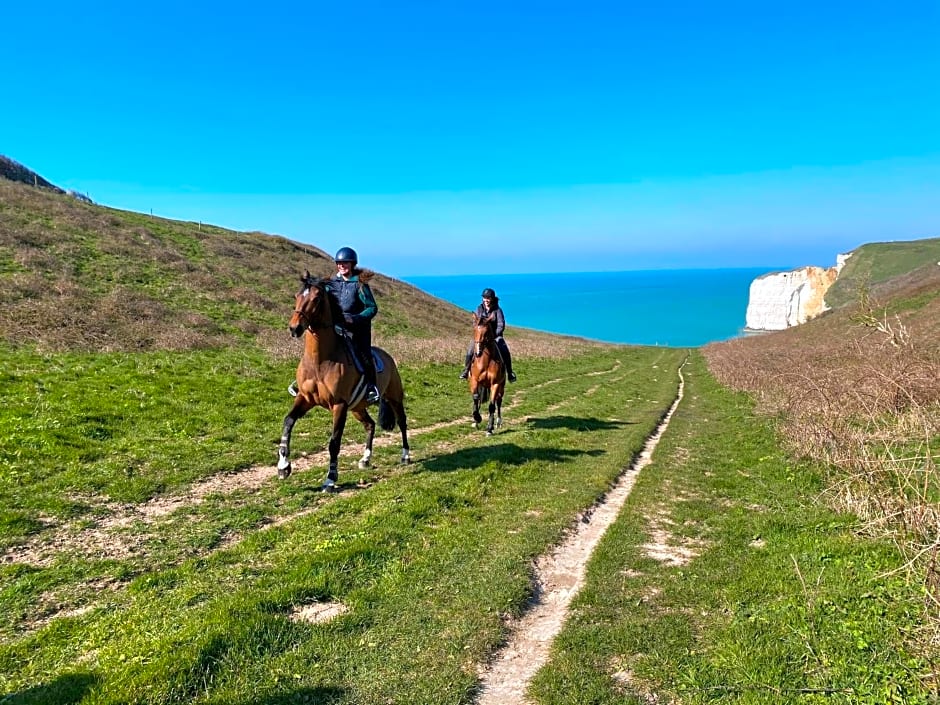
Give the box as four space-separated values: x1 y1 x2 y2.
458 287 517 383
328 246 381 404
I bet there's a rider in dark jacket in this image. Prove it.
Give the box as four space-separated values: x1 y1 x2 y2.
328 247 381 403
459 287 517 382
290 246 381 401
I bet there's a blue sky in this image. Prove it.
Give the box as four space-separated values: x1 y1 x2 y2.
4 1 939 276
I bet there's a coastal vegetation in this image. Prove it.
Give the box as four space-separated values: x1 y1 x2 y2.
1 174 937 703
824 236 940 309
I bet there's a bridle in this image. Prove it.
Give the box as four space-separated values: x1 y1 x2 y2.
291 286 333 334
473 322 496 358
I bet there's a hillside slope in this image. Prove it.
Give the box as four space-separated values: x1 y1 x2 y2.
826 236 940 308
0 177 477 355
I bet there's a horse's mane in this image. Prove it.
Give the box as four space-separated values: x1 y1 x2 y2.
300 272 344 324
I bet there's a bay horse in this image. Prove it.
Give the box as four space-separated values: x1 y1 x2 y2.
277 271 411 491
468 312 506 435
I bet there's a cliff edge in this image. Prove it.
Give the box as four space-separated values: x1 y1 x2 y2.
745 256 849 331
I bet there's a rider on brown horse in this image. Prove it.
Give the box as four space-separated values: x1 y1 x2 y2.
459 287 517 383
329 247 381 403
288 246 381 403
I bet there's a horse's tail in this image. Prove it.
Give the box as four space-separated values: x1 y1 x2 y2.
378 398 396 431
480 385 490 404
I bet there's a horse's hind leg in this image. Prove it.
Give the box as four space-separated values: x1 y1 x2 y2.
392 399 411 464
352 407 376 469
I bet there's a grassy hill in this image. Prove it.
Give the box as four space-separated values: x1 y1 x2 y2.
0 176 580 361
825 236 940 309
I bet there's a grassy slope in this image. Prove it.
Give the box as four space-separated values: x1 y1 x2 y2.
825 236 940 309
0 178 473 352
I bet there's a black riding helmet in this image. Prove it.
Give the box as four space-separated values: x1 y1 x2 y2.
335 247 358 265
481 288 496 298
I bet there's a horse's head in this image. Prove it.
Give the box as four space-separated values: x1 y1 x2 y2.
289 271 334 337
472 313 496 357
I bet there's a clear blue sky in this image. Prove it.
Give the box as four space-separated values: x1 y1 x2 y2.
5 1 939 277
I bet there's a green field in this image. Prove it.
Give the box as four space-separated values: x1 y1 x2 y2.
1 345 931 704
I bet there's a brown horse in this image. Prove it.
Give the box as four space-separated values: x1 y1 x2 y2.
277 272 411 491
468 313 506 435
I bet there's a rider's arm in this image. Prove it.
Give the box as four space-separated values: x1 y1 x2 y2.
493 308 506 338
355 283 378 322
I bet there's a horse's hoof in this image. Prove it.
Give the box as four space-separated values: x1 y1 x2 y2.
321 478 337 493
358 459 370 469
278 465 292 480
486 430 494 436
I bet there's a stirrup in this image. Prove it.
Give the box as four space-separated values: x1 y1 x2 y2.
288 380 299 397
459 370 469 380
508 372 517 383
366 385 381 403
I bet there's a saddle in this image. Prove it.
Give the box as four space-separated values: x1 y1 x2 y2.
334 326 384 374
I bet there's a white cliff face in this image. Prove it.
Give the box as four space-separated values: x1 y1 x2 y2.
745 262 844 331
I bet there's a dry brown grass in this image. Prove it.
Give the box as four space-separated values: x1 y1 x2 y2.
1 178 620 363
703 267 940 646
0 178 472 352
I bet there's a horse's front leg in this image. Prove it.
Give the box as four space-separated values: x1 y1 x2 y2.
323 403 349 492
471 390 482 427
277 401 310 480
486 398 497 435
352 407 376 468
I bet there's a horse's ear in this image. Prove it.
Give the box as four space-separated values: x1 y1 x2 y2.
301 269 314 287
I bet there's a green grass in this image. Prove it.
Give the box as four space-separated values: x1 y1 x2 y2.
825 237 940 308
1 345 686 704
529 352 931 704
0 344 289 512
2 347 930 704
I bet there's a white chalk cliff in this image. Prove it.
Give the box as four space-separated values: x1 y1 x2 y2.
745 254 850 331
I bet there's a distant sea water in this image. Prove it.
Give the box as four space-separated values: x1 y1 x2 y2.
403 268 774 348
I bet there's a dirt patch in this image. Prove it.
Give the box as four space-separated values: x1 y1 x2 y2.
289 601 349 624
641 527 702 567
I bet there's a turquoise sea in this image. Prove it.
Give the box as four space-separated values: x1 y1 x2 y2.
403 268 775 348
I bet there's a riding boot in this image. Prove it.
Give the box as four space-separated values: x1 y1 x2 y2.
498 340 517 383
458 348 472 379
361 351 381 403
